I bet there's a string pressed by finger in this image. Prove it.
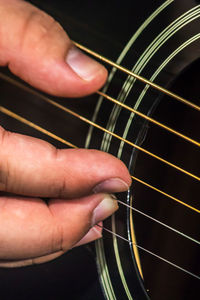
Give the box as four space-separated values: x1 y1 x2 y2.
73 41 200 112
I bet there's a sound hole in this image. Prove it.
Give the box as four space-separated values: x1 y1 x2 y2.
133 59 200 300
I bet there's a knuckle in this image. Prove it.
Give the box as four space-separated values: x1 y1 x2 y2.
28 10 55 36
57 179 67 199
21 9 66 51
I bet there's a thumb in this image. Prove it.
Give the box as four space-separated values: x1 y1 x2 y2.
0 0 107 97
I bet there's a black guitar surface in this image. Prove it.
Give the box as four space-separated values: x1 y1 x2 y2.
1 1 200 299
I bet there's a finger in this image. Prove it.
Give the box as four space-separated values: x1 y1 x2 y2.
0 224 103 267
0 225 102 267
0 126 131 198
0 193 118 264
0 0 107 97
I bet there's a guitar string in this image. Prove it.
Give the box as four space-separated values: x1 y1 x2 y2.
1 105 200 280
0 73 199 183
130 175 200 214
97 90 200 148
0 106 77 149
96 224 200 281
73 41 200 112
1 105 199 214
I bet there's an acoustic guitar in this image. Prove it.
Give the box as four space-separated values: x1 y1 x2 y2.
0 0 200 299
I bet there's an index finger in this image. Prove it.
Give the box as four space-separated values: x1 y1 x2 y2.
0 126 131 198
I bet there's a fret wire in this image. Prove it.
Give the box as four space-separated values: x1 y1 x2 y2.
73 41 200 112
97 90 200 148
0 105 199 215
0 73 198 182
97 224 200 281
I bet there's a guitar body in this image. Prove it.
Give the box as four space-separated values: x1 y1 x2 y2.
1 0 200 299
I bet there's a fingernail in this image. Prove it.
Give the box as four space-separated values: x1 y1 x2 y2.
92 194 118 226
93 178 129 194
66 46 106 81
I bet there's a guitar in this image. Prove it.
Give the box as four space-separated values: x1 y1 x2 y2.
0 0 200 299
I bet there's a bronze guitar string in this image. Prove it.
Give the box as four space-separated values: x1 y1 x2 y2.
0 72 199 183
131 175 200 213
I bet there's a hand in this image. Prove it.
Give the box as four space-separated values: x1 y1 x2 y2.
0 0 131 267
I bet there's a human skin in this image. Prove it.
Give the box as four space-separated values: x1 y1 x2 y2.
0 0 131 267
